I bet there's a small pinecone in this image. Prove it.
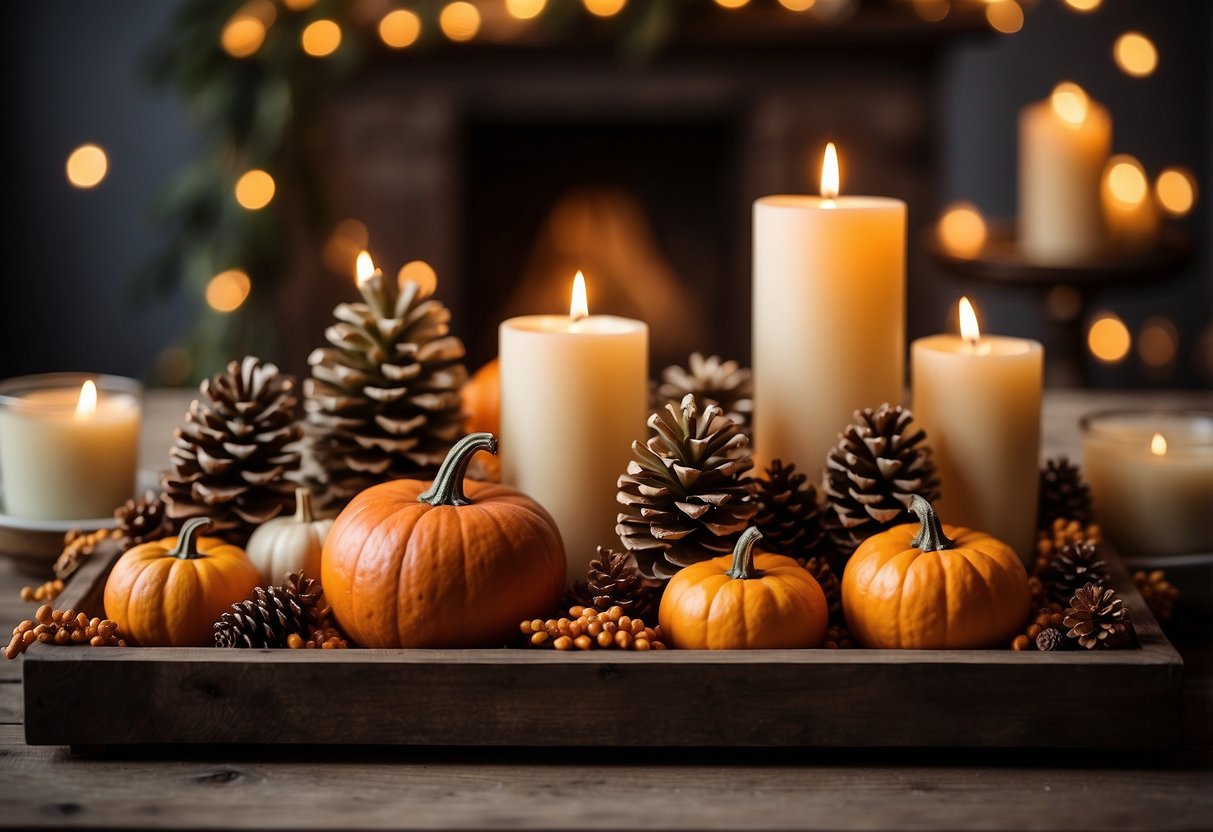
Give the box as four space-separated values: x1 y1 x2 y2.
214 579 316 649
1035 627 1067 651
753 460 830 562
1064 583 1133 650
114 491 170 549
802 557 842 624
653 353 753 431
569 548 664 620
1044 540 1109 604
1033 518 1102 578
824 404 939 557
1038 457 1093 528
305 267 468 510
1134 569 1179 624
617 394 756 579
162 356 303 546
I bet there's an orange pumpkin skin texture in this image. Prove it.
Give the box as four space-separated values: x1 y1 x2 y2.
322 433 565 648
103 518 262 647
842 495 1030 650
462 358 500 436
659 528 829 650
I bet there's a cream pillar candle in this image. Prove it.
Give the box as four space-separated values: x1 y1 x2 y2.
753 143 906 476
1101 155 1161 253
1019 82 1112 264
911 299 1043 562
0 374 141 520
499 272 648 582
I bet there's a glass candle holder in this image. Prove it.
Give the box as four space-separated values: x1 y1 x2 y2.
1081 410 1213 557
0 373 142 521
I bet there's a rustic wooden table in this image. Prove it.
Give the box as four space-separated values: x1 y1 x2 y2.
2 389 1211 830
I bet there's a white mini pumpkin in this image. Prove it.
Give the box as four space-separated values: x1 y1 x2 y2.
246 487 333 585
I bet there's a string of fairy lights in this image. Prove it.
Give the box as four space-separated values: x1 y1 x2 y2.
57 0 1206 384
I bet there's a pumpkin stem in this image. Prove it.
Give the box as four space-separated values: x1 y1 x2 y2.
168 517 213 560
725 527 763 580
417 432 498 507
909 494 954 552
293 487 314 524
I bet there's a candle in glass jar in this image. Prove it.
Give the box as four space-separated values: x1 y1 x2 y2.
499 272 649 581
0 374 141 520
911 299 1043 562
1082 411 1213 557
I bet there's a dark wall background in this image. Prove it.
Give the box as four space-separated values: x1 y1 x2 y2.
2 1 1210 387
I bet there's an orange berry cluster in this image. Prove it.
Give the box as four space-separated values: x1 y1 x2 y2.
6 605 126 660
19 579 64 604
520 605 665 651
1011 603 1066 651
286 625 348 649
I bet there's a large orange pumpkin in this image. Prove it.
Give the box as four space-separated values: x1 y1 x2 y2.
103 517 262 646
659 527 829 649
322 432 565 647
842 495 1030 649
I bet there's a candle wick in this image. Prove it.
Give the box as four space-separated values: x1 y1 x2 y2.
570 310 587 325
964 334 980 352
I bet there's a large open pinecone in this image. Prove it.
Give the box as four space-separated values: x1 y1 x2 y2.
162 356 302 546
1038 457 1093 528
214 573 325 649
824 403 939 558
114 491 170 549
753 460 831 563
1064 583 1133 649
305 265 467 510
1044 539 1109 604
617 394 756 579
653 353 753 431
568 547 664 620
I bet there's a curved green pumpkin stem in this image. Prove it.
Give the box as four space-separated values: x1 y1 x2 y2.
909 494 954 552
169 517 213 560
417 432 498 507
725 527 763 580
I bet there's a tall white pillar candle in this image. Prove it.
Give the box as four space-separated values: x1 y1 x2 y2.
753 143 906 477
499 273 649 582
1019 82 1112 264
911 299 1043 563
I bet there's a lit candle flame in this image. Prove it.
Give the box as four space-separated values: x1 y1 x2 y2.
355 250 377 286
958 296 981 348
1050 82 1089 127
821 142 840 201
75 380 97 419
1150 432 1167 456
570 270 589 322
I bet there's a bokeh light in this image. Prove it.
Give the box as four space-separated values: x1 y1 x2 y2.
937 202 988 259
1114 32 1157 78
1155 167 1196 217
583 0 627 17
985 0 1023 34
1138 316 1178 370
379 10 421 48
1062 0 1100 11
506 0 547 20
398 260 438 296
911 0 948 22
439 2 481 41
1050 82 1089 126
205 269 252 313
1088 314 1131 363
221 15 266 58
715 0 751 8
301 19 342 57
778 0 817 9
234 169 275 210
282 0 318 10
1105 156 1148 206
65 144 108 189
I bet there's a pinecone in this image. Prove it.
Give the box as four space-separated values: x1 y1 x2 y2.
617 394 756 579
1038 457 1093 528
1032 518 1102 578
802 556 842 623
568 548 664 620
162 356 302 546
305 261 468 510
1133 569 1179 624
753 460 830 562
824 404 939 557
215 582 313 649
1064 583 1133 650
1035 627 1067 651
1044 540 1109 604
114 491 170 549
653 353 753 431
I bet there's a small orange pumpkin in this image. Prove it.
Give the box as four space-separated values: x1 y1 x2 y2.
842 495 1030 649
322 432 565 648
462 358 500 436
659 527 829 649
103 517 262 646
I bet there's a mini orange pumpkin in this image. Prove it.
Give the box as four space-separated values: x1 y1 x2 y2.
842 495 1030 649
659 527 829 649
322 432 565 648
462 358 500 436
103 517 262 646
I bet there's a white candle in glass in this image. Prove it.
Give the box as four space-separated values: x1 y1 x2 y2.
499 272 649 582
911 299 1043 562
753 143 906 476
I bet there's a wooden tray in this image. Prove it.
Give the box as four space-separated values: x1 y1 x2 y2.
22 542 1183 750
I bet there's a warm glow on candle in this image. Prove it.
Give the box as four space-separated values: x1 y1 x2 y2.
1050 82 1089 127
75 380 98 420
356 251 376 286
1105 156 1148 206
958 297 981 347
1151 432 1167 456
821 142 840 200
570 271 589 322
